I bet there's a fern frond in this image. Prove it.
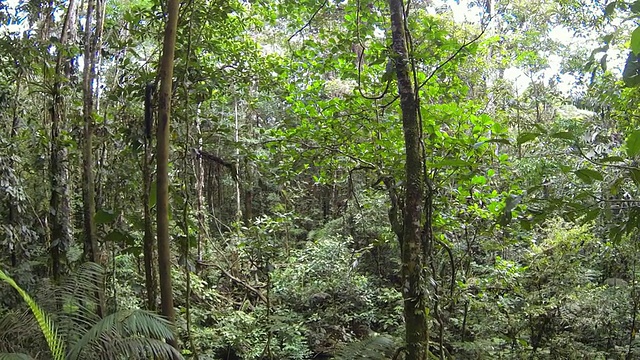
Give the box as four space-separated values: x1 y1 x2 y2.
56 262 104 334
67 309 179 360
0 353 35 360
100 337 183 360
0 269 65 360
0 310 41 353
334 335 397 360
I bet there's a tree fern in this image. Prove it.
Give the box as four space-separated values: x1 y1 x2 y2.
1 264 182 360
0 353 35 360
0 269 65 360
67 309 182 360
334 335 398 360
0 309 40 353
97 337 182 360
50 262 104 346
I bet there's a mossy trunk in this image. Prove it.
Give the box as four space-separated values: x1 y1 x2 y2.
387 0 429 358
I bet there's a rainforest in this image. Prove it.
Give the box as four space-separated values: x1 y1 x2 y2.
1 0 640 359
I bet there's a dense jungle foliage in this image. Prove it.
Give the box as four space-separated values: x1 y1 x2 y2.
2 0 640 359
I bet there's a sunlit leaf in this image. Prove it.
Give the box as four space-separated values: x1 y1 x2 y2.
627 129 640 157
471 175 487 185
632 27 640 55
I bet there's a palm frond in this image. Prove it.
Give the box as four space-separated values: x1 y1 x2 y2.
0 353 35 360
99 337 183 360
67 309 180 360
334 335 397 360
0 310 41 353
53 262 104 346
0 269 65 360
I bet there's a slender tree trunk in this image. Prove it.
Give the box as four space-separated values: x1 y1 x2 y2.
50 0 77 282
82 0 98 264
194 104 205 265
234 99 242 222
157 0 180 349
7 74 22 267
143 84 157 311
243 157 253 226
387 0 429 359
82 0 106 318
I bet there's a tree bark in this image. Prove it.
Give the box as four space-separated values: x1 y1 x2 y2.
387 0 429 359
82 0 98 264
7 74 22 267
157 0 180 350
194 104 205 265
50 0 77 282
82 0 105 318
143 84 157 311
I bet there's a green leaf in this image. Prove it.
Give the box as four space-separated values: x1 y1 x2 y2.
629 169 640 186
559 164 572 173
582 208 600 223
122 246 142 257
603 34 614 45
94 209 116 224
604 1 618 17
0 270 65 360
633 0 640 13
104 230 128 243
626 129 640 157
517 132 539 145
550 131 574 140
471 175 487 185
574 168 604 184
632 27 640 55
623 51 640 87
600 53 608 72
590 46 609 58
431 159 471 168
149 181 157 208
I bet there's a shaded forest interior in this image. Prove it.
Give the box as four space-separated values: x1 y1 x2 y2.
3 0 640 359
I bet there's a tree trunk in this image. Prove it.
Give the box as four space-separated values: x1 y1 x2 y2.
194 104 205 265
243 158 253 225
50 0 77 282
82 0 98 264
234 99 242 222
387 0 429 359
82 0 106 318
7 74 22 267
157 0 180 349
143 83 157 311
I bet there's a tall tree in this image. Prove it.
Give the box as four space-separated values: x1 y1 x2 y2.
143 83 157 311
157 0 180 349
82 0 105 318
82 0 103 264
388 0 429 358
50 0 78 282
